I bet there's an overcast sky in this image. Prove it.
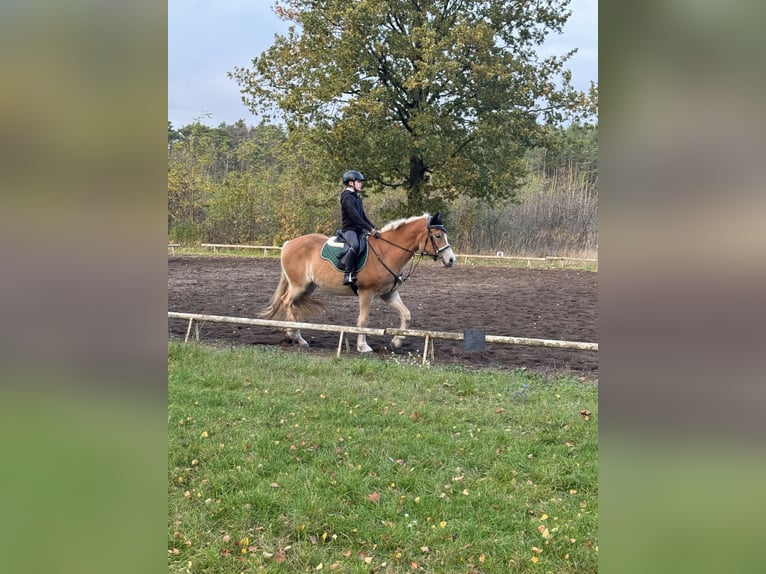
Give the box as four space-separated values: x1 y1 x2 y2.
168 0 597 128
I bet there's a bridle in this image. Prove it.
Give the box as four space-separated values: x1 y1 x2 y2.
423 224 452 261
366 220 452 295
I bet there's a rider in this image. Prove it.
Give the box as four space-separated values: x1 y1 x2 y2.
339 170 380 285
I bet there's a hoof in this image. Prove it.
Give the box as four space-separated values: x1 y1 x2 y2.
357 344 373 353
287 333 309 347
391 336 404 349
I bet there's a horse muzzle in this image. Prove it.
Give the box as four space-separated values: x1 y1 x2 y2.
440 249 456 267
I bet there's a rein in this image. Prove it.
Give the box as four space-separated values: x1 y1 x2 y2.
366 226 451 295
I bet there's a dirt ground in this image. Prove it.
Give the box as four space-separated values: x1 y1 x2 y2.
168 256 598 378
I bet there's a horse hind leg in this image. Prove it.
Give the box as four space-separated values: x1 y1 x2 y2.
381 290 410 349
284 313 308 347
261 273 310 347
284 283 323 347
283 291 309 347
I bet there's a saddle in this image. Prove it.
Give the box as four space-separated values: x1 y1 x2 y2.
320 231 369 273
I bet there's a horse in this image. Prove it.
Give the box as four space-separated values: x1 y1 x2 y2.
260 212 456 353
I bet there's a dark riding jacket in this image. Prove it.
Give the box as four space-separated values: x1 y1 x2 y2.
340 188 374 234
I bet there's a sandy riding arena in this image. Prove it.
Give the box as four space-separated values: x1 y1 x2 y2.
168 256 597 378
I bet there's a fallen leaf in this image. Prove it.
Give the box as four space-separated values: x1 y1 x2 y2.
537 524 550 538
367 492 380 503
530 556 539 563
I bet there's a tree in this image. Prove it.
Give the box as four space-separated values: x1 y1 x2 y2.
231 0 595 215
528 121 598 187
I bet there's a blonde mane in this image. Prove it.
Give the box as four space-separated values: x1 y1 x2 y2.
380 213 430 233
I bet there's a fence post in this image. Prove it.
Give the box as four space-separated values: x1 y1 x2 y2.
336 331 345 357
184 318 194 343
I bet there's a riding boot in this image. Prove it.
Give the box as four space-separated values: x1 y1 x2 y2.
342 248 357 285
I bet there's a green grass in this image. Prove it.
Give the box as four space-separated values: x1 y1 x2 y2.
168 342 597 573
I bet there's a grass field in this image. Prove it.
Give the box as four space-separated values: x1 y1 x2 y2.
168 342 597 573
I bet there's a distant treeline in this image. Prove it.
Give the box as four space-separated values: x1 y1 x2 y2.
168 120 597 257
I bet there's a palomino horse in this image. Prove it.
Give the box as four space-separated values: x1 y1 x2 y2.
260 212 456 352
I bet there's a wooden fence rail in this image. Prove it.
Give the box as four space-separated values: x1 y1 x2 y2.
168 311 598 365
200 243 282 256
172 243 596 266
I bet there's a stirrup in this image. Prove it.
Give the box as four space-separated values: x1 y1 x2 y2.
343 271 355 285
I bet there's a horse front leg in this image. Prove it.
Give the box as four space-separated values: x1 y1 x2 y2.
355 290 374 353
381 290 410 349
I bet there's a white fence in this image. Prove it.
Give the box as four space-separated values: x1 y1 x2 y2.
168 311 598 365
456 254 597 267
170 243 597 267
200 243 283 256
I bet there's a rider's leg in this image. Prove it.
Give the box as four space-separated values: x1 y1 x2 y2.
341 230 360 285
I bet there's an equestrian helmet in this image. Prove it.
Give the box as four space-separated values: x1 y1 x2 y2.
342 170 365 184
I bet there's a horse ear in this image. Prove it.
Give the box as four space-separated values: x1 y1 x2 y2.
432 212 442 225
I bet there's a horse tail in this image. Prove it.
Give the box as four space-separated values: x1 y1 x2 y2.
290 290 325 321
259 267 325 321
259 269 290 320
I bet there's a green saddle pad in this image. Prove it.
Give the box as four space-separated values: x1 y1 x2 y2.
320 238 369 272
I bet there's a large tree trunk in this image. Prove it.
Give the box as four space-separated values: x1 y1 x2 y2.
406 155 429 214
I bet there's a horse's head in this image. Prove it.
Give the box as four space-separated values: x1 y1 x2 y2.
426 212 456 267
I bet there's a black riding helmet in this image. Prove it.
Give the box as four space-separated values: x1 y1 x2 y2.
342 170 365 184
